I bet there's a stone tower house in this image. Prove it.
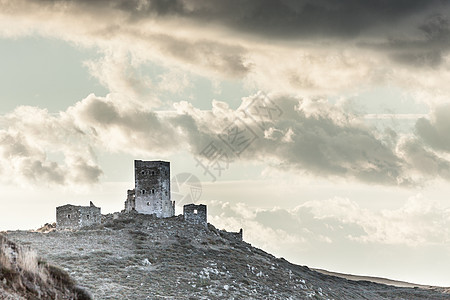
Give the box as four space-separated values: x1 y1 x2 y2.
56 201 101 230
125 160 174 218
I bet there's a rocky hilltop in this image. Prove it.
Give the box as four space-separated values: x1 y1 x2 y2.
5 212 450 299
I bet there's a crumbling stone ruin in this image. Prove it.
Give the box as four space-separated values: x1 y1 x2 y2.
183 204 207 227
56 201 101 230
183 203 243 240
218 228 243 242
124 189 136 212
53 160 244 244
124 160 175 218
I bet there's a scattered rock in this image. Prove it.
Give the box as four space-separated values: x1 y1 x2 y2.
4 213 450 299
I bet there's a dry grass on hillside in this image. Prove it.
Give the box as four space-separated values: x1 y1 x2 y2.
0 234 91 299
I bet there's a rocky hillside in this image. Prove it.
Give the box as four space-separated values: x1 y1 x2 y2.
0 234 91 299
5 212 450 299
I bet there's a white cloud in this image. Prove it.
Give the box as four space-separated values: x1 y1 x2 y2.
4 91 450 187
69 93 185 155
301 195 450 246
0 106 101 186
207 194 450 248
157 69 192 94
84 50 161 108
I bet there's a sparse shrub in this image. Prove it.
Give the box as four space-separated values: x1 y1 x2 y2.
1 235 92 299
47 264 75 287
177 236 191 245
130 256 142 264
197 277 211 287
90 250 113 258
207 238 224 246
0 242 12 270
1 237 49 285
1 263 18 284
136 249 149 256
17 247 49 283
17 248 38 273
74 285 93 300
130 230 148 242
104 220 126 230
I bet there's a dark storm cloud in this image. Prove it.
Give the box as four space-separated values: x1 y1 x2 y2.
238 97 406 185
385 14 450 67
151 33 250 77
28 0 450 70
2 1 450 186
41 0 441 38
194 0 440 39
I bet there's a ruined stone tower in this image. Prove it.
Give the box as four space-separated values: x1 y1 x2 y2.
183 204 207 227
128 160 174 218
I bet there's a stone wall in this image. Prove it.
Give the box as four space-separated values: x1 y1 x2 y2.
183 204 207 227
56 201 101 230
219 229 243 242
134 160 174 218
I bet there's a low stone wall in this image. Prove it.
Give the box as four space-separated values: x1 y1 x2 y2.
219 228 243 242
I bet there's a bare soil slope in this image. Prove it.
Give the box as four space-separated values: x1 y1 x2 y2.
6 213 450 299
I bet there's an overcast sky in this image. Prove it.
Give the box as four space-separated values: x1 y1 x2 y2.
2 0 450 286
